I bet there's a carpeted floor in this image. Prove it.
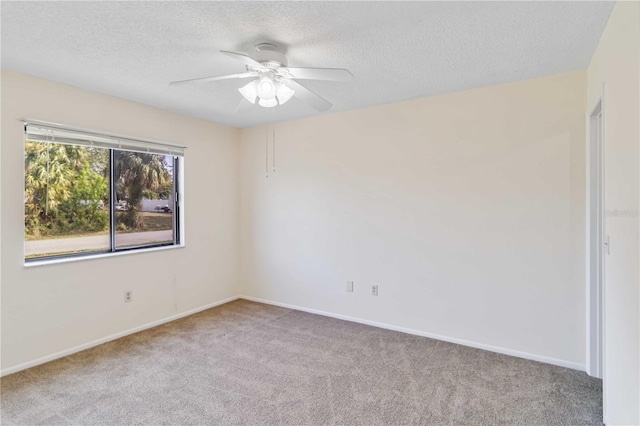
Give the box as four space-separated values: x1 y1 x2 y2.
1 299 602 425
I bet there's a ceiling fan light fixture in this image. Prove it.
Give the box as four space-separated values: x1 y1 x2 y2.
276 82 295 105
256 75 277 100
238 81 258 104
258 97 278 108
170 47 353 113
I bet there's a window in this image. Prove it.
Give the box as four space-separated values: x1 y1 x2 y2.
24 122 184 262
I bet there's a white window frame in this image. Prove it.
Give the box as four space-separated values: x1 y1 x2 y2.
23 119 186 266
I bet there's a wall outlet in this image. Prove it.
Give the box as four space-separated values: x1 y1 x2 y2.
371 285 378 296
346 281 354 292
124 291 133 303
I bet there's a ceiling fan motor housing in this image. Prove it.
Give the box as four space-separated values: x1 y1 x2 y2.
252 43 288 68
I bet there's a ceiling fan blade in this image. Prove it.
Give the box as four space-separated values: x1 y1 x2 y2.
287 80 332 112
221 50 267 71
170 72 258 86
235 98 255 115
283 67 353 82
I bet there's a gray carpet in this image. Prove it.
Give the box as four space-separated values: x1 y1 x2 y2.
1 299 602 425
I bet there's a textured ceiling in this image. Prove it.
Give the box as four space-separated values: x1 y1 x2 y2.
1 1 613 128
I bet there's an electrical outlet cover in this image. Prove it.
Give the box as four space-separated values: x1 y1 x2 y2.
347 281 354 292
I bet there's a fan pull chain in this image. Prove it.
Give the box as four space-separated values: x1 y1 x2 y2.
264 108 277 179
265 124 269 178
270 107 276 174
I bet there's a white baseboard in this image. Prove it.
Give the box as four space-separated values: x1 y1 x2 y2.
1 293 585 377
239 295 586 372
0 295 240 377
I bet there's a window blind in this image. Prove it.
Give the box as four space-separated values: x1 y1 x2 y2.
24 120 186 156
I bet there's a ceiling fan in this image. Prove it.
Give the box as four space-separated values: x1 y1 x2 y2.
170 43 353 113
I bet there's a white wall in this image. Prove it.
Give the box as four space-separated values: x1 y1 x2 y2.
239 71 587 368
586 2 640 424
0 70 240 372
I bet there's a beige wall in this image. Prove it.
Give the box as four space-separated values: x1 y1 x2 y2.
0 70 240 372
239 71 587 367
587 2 640 424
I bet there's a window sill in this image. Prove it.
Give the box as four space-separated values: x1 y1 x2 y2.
24 244 185 268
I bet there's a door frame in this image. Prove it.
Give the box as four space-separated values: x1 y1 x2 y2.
586 88 605 380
